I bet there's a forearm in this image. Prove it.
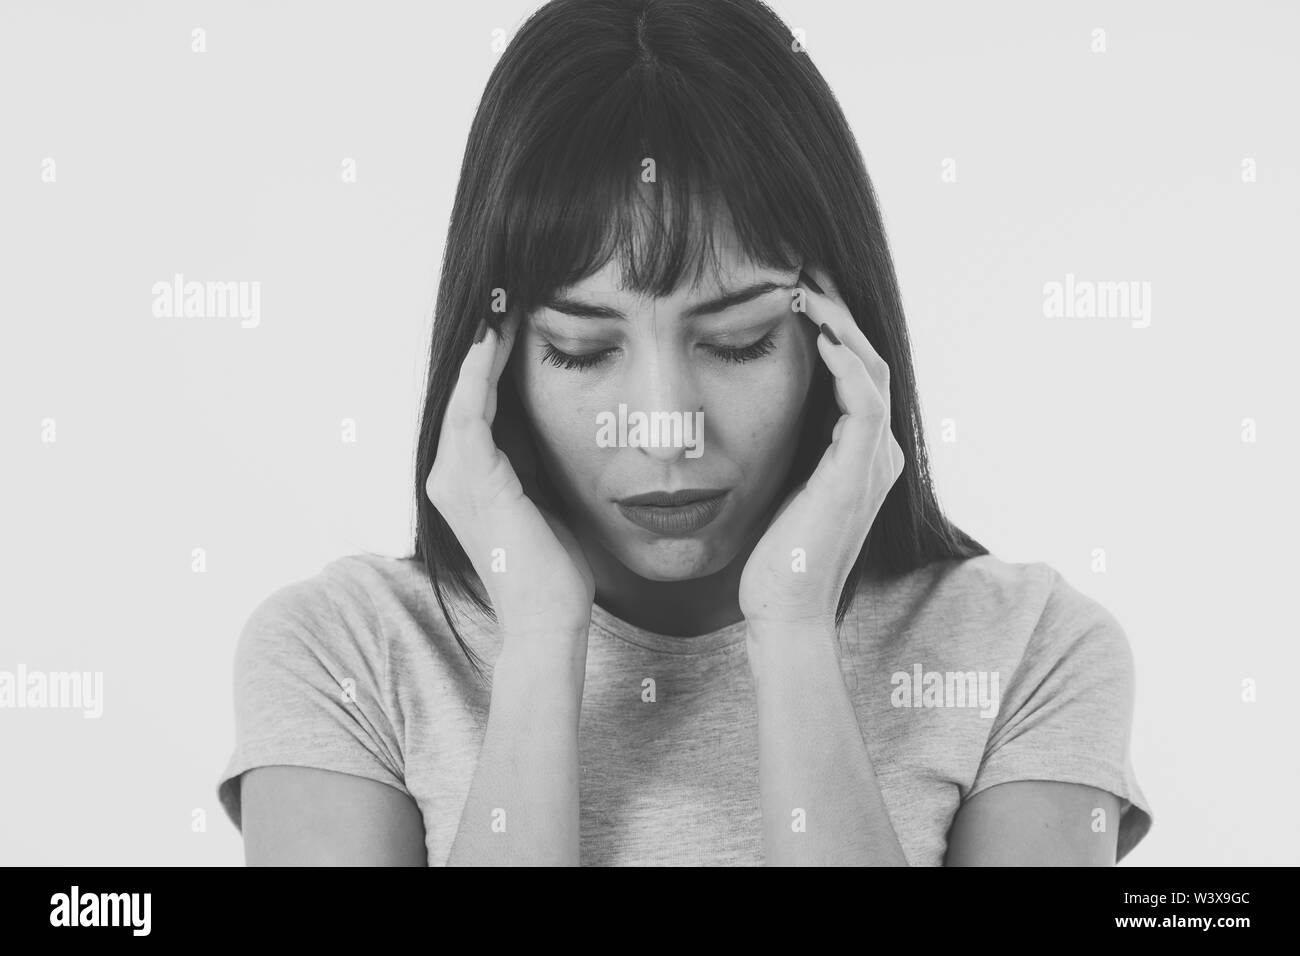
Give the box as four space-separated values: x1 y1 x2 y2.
447 632 586 865
749 622 909 866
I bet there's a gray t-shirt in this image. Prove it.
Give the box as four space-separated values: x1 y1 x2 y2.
217 551 1153 865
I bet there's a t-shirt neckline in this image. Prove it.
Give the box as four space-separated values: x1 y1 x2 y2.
589 601 749 655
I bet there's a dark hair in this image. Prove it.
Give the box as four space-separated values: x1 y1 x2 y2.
410 0 986 679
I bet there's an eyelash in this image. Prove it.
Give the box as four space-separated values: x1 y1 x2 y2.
540 330 780 371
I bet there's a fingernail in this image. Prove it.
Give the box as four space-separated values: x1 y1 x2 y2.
473 317 489 344
819 322 841 345
799 269 824 295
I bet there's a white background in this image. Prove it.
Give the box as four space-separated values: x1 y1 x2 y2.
2 0 1296 865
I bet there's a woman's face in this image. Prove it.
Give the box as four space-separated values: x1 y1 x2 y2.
509 239 820 583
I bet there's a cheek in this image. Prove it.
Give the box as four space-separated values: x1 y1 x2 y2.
514 325 817 466
512 346 604 473
709 343 813 455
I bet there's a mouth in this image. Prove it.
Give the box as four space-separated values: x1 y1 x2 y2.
617 488 727 507
615 489 729 536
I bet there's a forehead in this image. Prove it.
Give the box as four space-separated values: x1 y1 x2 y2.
560 224 780 302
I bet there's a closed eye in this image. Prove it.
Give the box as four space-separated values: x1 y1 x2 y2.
539 343 615 371
539 329 780 372
705 329 779 364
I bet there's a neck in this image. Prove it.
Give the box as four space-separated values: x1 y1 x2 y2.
580 522 766 638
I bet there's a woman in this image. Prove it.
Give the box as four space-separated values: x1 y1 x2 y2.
218 0 1152 865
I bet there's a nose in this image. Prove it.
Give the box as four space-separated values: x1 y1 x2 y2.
622 337 703 463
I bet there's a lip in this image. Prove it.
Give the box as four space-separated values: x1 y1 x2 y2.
617 488 728 507
616 490 728 536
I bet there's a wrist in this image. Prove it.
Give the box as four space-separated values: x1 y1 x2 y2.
496 624 589 683
487 646 586 736
743 613 838 644
745 617 843 678
498 606 592 644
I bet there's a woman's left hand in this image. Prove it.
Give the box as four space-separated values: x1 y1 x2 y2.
737 264 905 633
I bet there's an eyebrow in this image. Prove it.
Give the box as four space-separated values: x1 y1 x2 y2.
540 280 794 321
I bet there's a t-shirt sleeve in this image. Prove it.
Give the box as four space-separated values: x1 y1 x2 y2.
216 569 409 831
965 564 1154 862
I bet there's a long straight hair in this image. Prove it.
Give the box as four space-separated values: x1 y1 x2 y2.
410 0 986 679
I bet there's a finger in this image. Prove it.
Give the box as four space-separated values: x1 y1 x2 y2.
814 329 878 469
487 306 522 387
815 329 874 417
791 277 865 407
798 265 889 386
482 306 522 424
495 375 544 496
444 309 512 427
804 297 884 423
798 264 841 302
796 266 891 403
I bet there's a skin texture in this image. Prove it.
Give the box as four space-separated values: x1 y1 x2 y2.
240 769 1120 865
241 766 426 866
508 236 820 635
240 233 1125 866
947 782 1121 866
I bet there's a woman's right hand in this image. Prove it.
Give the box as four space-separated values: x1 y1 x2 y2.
425 307 596 643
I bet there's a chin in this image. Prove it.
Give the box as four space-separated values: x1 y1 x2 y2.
612 535 732 582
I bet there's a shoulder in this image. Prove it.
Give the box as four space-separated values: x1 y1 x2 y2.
233 553 411 680
241 550 439 634
857 553 1056 641
950 555 1128 651
225 553 436 764
925 553 1058 615
893 553 1139 723
234 551 498 686
856 553 1134 683
219 554 422 833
